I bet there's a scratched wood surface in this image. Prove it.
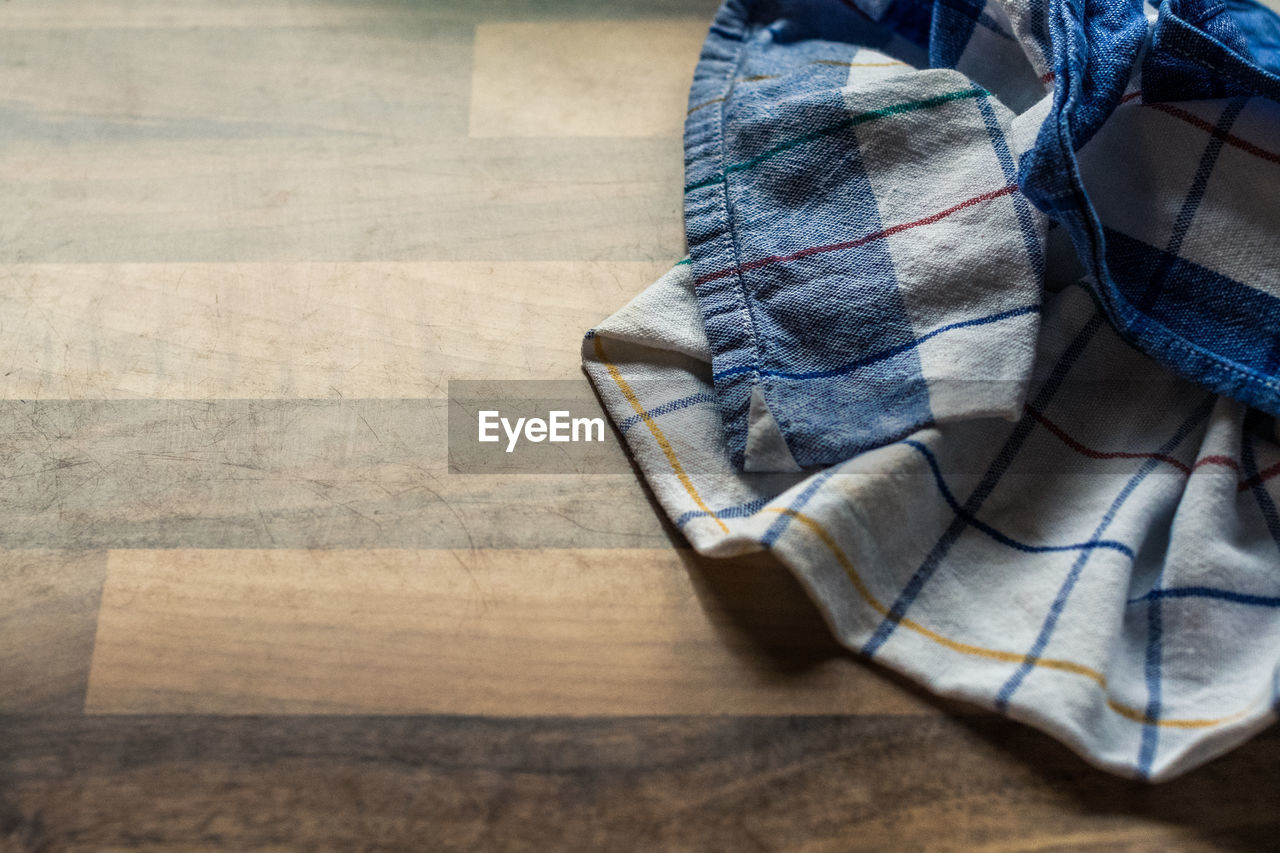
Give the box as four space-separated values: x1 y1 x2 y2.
2 0 1279 850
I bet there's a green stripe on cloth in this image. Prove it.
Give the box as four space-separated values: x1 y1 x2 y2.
684 88 986 193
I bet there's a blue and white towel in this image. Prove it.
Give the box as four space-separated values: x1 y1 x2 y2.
584 0 1280 779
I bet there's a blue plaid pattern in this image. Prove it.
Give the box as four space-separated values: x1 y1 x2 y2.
583 0 1280 779
686 0 1280 468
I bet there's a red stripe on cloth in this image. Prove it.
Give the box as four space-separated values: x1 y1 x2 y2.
1027 405 1247 480
1147 103 1280 167
1025 404 1193 474
1193 454 1241 473
1240 460 1280 492
1119 91 1142 104
696 183 1018 285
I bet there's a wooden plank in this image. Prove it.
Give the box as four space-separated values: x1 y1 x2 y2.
85 547 940 716
0 262 663 398
470 20 707 138
0 0 724 29
0 550 106 713
0 13 472 139
0 136 685 263
0 1 693 264
1 714 1277 851
0 399 673 550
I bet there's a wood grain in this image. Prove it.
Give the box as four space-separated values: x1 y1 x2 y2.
470 21 708 138
0 135 686 263
0 0 724 29
0 551 106 713
2 0 1278 847
2 714 1278 852
85 548 940 716
1 0 696 264
0 399 671 550
0 262 663 398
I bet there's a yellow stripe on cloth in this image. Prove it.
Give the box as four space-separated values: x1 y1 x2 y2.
686 96 727 116
593 336 728 533
766 507 1257 730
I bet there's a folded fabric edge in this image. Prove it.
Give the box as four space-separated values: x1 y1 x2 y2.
581 263 1280 782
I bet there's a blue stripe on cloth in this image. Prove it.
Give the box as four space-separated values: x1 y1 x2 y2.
1128 586 1280 609
761 467 842 547
993 393 1216 768
1028 0 1050 60
973 9 1014 40
674 495 770 528
902 439 1136 558
672 468 841 534
1139 563 1167 778
934 0 1014 42
700 88 930 467
974 90 1045 278
1105 229 1280 382
878 0 934 49
862 312 1105 657
618 392 716 434
930 0 982 68
713 305 1040 381
1122 413 1280 611
1135 97 1247 311
1122 417 1280 775
1137 394 1226 777
1242 423 1280 553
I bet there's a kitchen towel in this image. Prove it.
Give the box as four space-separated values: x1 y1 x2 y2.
584 0 1280 779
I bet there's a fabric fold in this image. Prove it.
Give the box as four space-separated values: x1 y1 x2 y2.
584 263 1280 780
685 0 1280 469
582 0 1280 779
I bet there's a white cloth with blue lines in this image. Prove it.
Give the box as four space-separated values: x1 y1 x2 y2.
585 264 1280 780
583 0 1280 779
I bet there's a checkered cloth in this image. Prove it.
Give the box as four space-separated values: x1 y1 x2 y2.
584 0 1280 779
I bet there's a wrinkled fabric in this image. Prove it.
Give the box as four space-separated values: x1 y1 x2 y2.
583 0 1280 779
585 267 1280 781
686 0 1280 468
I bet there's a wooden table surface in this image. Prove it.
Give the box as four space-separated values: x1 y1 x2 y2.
3 1 1279 849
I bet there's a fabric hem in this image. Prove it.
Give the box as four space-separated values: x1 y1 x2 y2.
1044 0 1280 415
582 315 1280 782
683 0 763 469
